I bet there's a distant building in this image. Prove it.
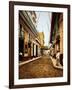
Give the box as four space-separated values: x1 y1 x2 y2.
50 12 63 65
19 11 41 59
38 32 44 55
38 32 44 46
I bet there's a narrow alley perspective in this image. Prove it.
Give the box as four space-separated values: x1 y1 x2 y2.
19 55 63 79
19 11 63 79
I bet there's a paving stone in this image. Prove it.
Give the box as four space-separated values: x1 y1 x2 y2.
19 55 63 79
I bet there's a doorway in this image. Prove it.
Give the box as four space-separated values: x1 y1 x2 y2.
36 45 38 57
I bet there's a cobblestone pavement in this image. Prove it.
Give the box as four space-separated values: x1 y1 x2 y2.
19 55 63 79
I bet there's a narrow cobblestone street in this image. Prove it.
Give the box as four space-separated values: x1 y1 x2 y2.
19 55 63 79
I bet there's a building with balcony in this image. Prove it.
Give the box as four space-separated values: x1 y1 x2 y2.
19 11 41 61
50 12 63 65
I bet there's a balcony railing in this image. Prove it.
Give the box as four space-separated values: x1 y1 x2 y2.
22 11 38 36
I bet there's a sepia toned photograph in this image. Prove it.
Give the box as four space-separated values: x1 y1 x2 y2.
19 11 63 79
9 1 70 88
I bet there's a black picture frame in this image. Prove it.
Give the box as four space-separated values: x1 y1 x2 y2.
9 1 70 89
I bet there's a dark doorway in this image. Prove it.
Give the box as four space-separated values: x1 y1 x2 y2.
19 24 24 56
33 43 34 57
36 45 38 57
19 38 24 55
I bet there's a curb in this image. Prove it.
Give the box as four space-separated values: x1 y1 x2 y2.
19 56 42 66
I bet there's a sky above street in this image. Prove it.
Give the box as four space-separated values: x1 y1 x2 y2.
36 11 52 46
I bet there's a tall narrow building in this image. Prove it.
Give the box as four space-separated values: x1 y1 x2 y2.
50 12 63 65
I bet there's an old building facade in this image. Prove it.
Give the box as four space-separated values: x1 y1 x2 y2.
38 32 44 55
19 11 41 60
50 12 63 65
38 32 44 47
